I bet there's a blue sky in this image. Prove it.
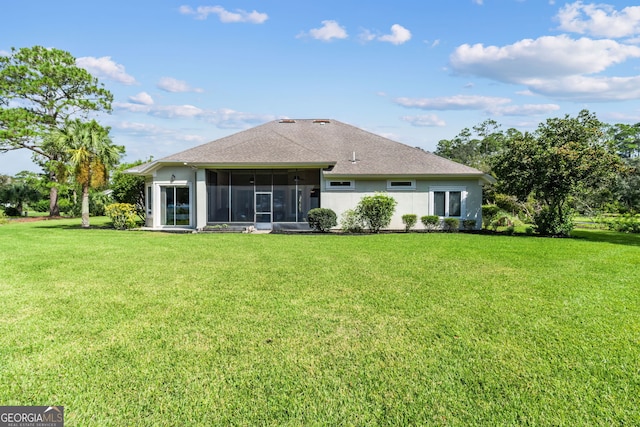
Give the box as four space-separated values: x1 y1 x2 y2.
3 0 640 175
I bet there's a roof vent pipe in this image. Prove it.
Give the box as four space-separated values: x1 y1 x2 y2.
351 151 357 163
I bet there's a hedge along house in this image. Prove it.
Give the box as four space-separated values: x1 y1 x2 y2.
127 119 495 231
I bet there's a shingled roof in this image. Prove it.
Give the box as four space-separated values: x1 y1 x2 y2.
130 119 488 178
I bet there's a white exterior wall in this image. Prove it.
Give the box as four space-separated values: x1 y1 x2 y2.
321 177 485 230
150 166 197 229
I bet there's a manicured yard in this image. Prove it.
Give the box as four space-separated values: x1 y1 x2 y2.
0 218 639 426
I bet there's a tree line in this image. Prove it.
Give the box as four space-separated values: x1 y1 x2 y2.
1 46 144 227
436 114 638 235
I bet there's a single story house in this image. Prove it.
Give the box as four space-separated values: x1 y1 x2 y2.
126 119 494 231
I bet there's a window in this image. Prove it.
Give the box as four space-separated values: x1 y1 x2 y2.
387 180 416 190
430 187 466 217
327 180 354 190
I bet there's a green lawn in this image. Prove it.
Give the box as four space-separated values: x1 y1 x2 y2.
1 218 639 426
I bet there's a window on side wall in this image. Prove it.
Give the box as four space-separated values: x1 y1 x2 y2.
430 187 465 217
387 180 416 190
326 180 354 190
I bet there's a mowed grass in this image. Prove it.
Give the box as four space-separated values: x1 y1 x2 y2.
0 218 639 426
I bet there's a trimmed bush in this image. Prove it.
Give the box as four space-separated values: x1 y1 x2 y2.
341 209 365 233
533 206 574 237
421 215 440 231
356 193 397 233
401 214 417 232
307 208 337 232
3 206 21 217
482 204 501 229
443 218 460 232
105 203 138 230
462 219 477 230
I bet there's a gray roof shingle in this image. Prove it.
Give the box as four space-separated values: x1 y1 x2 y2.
143 119 486 178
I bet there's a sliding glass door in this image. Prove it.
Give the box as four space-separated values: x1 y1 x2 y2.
160 186 191 226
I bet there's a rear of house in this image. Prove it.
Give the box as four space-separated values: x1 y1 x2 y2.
127 119 493 231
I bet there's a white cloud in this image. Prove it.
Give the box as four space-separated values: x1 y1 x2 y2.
300 20 348 42
449 34 640 100
401 115 446 127
358 29 376 43
556 2 640 38
76 56 136 85
114 100 274 129
157 77 203 93
129 92 154 105
395 95 511 110
179 5 268 23
378 24 412 45
395 95 559 117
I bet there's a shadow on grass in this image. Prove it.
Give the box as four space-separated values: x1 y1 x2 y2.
570 229 640 247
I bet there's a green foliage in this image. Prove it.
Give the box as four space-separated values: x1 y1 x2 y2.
494 110 624 236
462 219 477 230
105 203 138 230
606 214 640 233
443 217 459 232
533 206 575 237
0 180 41 215
482 205 501 229
110 161 147 219
401 214 417 232
0 209 7 224
3 206 21 217
340 208 365 233
435 119 506 173
356 193 397 233
421 215 440 231
307 208 337 232
0 46 114 215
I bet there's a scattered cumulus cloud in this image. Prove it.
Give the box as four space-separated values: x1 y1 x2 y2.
76 56 136 85
401 115 446 127
449 34 640 101
179 5 268 23
395 95 512 110
113 101 275 129
378 24 412 45
394 95 559 117
299 20 348 41
157 77 204 93
129 92 154 105
555 2 640 38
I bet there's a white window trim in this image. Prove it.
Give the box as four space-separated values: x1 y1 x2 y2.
428 186 467 218
386 179 416 190
326 180 355 190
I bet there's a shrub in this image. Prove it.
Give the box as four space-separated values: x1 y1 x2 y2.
462 219 477 231
105 203 138 230
533 206 574 237
307 208 337 232
0 210 7 225
421 215 440 231
356 193 397 233
607 214 640 233
443 217 459 232
341 209 365 233
482 204 501 229
3 206 21 217
29 199 51 213
401 214 417 232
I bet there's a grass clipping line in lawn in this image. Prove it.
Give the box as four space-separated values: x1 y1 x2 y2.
0 218 639 425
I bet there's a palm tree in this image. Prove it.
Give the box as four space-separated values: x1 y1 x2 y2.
51 119 123 228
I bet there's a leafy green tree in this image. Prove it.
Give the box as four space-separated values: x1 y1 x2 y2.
110 160 147 220
50 119 123 228
493 110 624 236
0 180 41 215
0 46 113 216
357 193 397 233
436 119 507 172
